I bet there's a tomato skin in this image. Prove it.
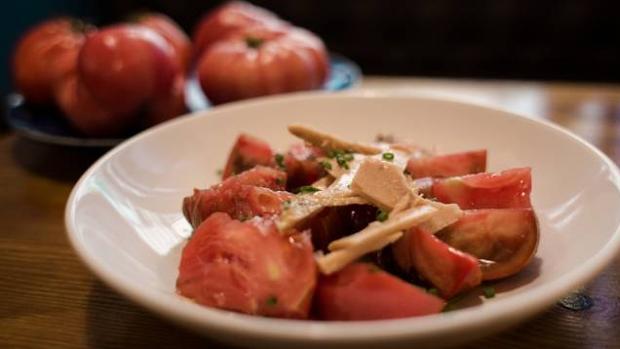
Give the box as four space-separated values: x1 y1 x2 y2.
145 74 187 126
177 212 316 318
407 150 487 179
78 24 179 115
436 208 539 280
301 205 378 251
283 143 326 190
192 1 286 58
197 26 329 105
223 134 275 179
137 13 192 72
431 167 532 209
12 18 89 104
315 263 445 320
393 228 482 299
183 166 288 228
54 73 130 136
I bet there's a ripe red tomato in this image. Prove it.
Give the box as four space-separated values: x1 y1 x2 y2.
176 212 317 318
436 208 539 280
192 1 286 58
197 26 329 105
283 143 326 190
183 166 288 228
54 74 130 136
12 18 90 104
407 150 487 179
78 24 179 115
223 134 275 178
136 13 192 72
431 167 532 209
393 227 482 299
145 75 188 126
315 262 445 320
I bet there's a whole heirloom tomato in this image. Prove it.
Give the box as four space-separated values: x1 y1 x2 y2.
12 18 90 104
78 24 179 115
192 1 286 58
197 26 329 105
136 13 192 72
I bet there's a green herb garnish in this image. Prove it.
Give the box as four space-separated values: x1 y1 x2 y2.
282 200 292 209
274 153 285 170
298 185 320 194
326 149 354 170
266 295 278 306
427 287 439 296
483 286 496 299
376 209 389 222
275 177 285 186
216 168 223 176
382 152 395 161
320 160 332 170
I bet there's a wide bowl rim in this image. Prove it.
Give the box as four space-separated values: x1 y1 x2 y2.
65 91 620 344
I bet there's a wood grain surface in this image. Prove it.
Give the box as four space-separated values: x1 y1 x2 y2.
1 78 620 349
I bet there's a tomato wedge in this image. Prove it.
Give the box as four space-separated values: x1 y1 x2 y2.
430 167 532 209
315 262 445 320
223 134 275 179
436 208 539 280
407 150 486 179
183 166 288 227
283 143 326 190
177 213 316 318
393 228 482 299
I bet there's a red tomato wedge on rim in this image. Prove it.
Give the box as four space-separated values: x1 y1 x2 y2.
183 166 288 227
436 208 539 280
222 134 275 179
407 150 486 179
429 167 532 209
315 262 445 320
393 228 482 299
177 213 316 318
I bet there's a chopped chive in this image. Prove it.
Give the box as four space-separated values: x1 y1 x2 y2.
376 210 389 222
483 286 496 299
298 185 320 194
282 200 292 209
275 177 285 185
320 160 332 170
327 149 337 159
216 168 223 176
274 153 285 170
266 295 278 306
382 152 395 161
343 153 354 161
427 287 439 296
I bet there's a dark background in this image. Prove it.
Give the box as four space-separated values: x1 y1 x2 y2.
3 0 620 96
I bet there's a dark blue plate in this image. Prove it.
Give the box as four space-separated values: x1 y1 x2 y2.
5 53 361 147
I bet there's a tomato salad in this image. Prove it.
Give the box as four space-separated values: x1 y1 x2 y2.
177 125 538 320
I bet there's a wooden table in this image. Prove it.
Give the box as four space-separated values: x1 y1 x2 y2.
2 77 620 348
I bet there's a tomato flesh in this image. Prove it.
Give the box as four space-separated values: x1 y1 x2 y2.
177 213 316 318
407 150 486 179
436 208 539 280
183 166 288 227
431 167 532 209
223 134 275 179
315 263 445 320
283 143 326 190
393 228 482 299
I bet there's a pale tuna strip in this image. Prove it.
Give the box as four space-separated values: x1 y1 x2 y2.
316 232 403 275
350 158 412 210
327 204 437 252
288 124 382 155
418 201 463 233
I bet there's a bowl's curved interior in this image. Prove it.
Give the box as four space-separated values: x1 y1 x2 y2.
65 93 620 348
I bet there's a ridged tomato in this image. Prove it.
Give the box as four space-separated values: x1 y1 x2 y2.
12 18 89 104
197 26 329 105
192 1 286 58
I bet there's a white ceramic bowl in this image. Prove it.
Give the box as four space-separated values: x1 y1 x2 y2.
65 92 620 348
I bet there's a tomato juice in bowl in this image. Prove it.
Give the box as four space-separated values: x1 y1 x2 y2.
65 92 620 348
